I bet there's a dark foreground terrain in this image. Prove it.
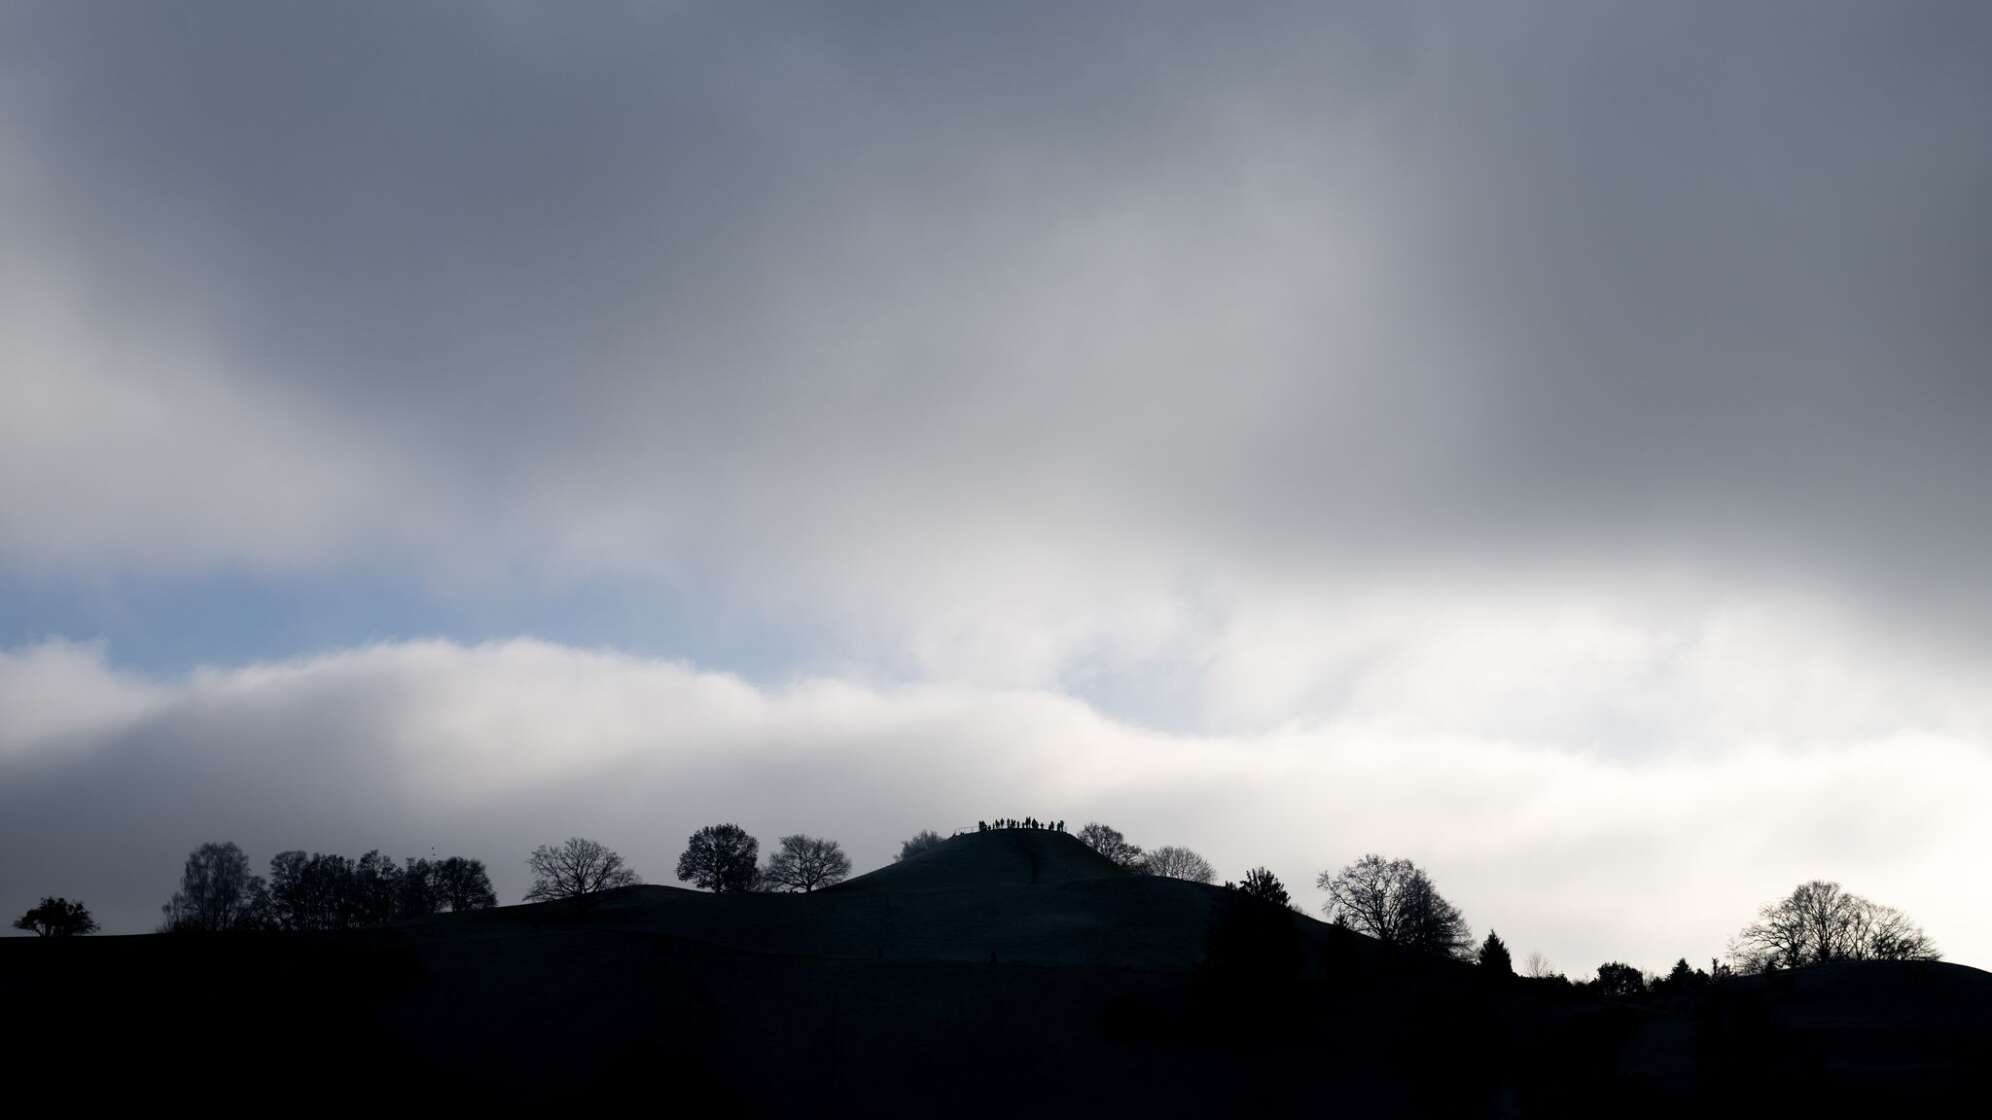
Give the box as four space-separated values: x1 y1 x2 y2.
6 830 1988 1116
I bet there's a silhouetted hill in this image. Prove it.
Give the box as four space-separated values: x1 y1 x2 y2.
4 840 1987 1115
832 827 1130 891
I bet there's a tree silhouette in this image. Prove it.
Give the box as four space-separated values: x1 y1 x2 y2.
432 856 498 912
13 897 97 937
1595 961 1645 999
266 850 495 927
761 834 852 893
1146 845 1216 883
1075 822 1145 871
523 837 641 902
350 849 403 926
675 824 760 894
1231 867 1292 910
1652 957 1708 996
161 841 268 932
1735 880 1937 970
397 857 440 919
1479 930 1513 977
1318 854 1472 959
895 830 945 862
268 850 354 930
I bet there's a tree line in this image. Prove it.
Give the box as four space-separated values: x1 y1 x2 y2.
15 823 1942 986
153 841 499 933
516 827 859 900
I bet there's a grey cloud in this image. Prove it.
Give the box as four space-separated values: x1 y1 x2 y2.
3 2 1990 695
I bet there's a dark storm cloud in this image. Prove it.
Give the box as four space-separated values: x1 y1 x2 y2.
7 1 1986 643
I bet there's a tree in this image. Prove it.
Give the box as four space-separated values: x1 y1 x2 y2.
1146 845 1216 883
1653 957 1708 996
266 850 494 928
523 837 641 902
1478 930 1513 977
396 857 440 920
432 856 498 912
1231 867 1293 910
1595 961 1645 999
13 897 97 937
162 841 268 932
761 834 852 893
1318 854 1472 959
895 830 946 862
349 849 404 926
675 824 760 894
1734 880 1937 971
1523 952 1557 980
267 850 354 930
1076 822 1145 871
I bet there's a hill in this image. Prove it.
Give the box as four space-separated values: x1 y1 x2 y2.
4 830 1988 1114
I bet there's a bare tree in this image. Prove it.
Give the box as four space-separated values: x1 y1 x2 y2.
1862 903 1938 961
1146 845 1216 883
1735 880 1937 970
894 830 946 862
1076 822 1145 871
13 897 98 937
675 823 760 893
1318 854 1472 959
1524 952 1557 979
523 837 641 902
161 841 268 932
761 834 852 893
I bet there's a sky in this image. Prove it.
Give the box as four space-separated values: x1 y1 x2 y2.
3 1 1988 973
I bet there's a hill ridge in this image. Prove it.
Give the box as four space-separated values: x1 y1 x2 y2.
828 827 1129 893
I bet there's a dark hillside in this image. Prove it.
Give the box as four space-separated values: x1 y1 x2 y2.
829 827 1131 891
4 834 1987 1114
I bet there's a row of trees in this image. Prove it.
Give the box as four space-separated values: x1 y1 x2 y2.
160 842 498 933
266 849 498 929
1494 879 1937 999
526 821 1231 901
520 828 858 902
1076 822 1218 883
31 830 1946 978
1074 826 1477 963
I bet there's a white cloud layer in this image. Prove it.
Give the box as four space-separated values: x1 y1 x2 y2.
3 635 1986 972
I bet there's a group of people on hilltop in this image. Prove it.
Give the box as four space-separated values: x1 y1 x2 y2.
977 817 1063 832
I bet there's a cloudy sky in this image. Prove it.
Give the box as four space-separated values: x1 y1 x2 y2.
4 2 1988 971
